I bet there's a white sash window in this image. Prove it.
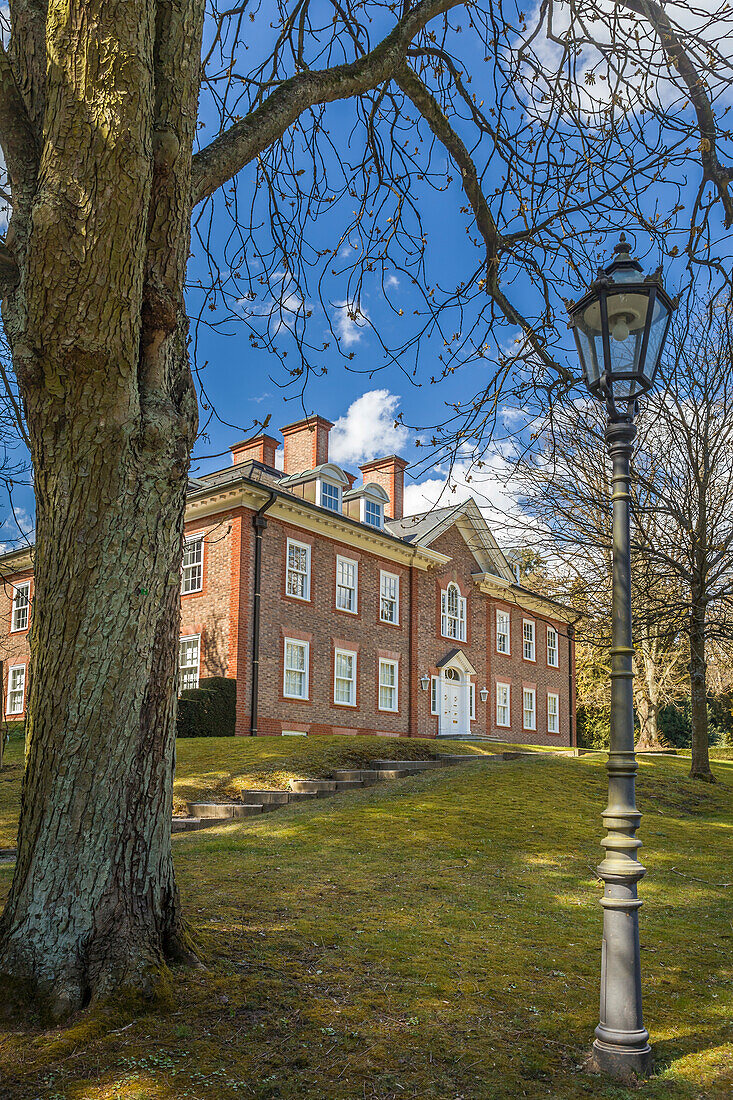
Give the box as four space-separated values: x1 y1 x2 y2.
441 583 466 641
286 539 311 600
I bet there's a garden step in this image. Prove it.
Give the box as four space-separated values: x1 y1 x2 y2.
435 753 483 763
186 802 264 819
331 769 380 784
236 790 292 806
333 779 364 792
371 768 411 780
370 759 445 771
289 779 337 794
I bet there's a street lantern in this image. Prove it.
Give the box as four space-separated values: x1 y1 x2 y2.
567 236 676 1081
568 234 675 418
419 674 430 692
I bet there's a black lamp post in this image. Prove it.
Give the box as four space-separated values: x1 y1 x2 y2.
567 235 675 1079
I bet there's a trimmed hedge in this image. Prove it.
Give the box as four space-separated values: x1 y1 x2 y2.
177 676 237 738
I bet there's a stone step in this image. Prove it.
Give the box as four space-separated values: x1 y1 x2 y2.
331 769 380 784
186 802 264 819
435 753 484 763
236 790 292 806
173 816 216 833
289 779 337 794
371 767 411 780
370 759 445 771
333 779 364 792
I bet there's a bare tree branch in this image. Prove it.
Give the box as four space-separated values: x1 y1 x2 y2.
191 0 461 204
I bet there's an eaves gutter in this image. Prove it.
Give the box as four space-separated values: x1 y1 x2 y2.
186 473 450 570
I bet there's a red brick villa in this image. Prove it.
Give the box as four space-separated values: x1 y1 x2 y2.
0 414 577 745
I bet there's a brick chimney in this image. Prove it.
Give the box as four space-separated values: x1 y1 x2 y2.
231 433 279 468
359 456 409 520
281 415 333 474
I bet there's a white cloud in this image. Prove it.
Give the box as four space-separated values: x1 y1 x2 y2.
330 390 410 466
403 454 520 530
333 299 370 347
274 446 284 471
238 272 306 334
386 274 399 288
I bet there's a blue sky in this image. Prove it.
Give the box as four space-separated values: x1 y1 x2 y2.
1 1 729 546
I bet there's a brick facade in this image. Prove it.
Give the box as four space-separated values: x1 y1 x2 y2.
0 424 577 746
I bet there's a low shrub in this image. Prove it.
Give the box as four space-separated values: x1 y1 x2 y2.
177 677 236 738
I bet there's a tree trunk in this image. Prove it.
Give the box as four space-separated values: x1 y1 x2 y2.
634 645 665 751
689 597 714 782
0 0 205 1016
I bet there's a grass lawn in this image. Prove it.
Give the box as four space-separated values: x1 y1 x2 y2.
0 743 730 1099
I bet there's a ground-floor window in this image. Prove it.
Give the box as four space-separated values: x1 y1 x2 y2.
334 648 357 706
284 638 309 699
6 664 25 715
496 682 510 727
378 659 398 711
547 692 559 734
179 635 200 692
523 688 536 730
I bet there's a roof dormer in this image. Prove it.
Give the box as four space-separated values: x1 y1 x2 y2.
279 463 350 513
343 482 390 530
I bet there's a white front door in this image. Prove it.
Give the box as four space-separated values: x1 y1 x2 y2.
439 670 469 735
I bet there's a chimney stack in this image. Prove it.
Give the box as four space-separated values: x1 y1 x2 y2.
281 415 333 474
359 456 409 520
231 433 279 468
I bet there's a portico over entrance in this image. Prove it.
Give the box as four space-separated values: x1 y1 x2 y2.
434 649 476 737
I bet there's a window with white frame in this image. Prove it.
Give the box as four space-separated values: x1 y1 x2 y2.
430 676 439 715
6 664 25 715
178 635 200 692
320 480 341 512
469 682 476 721
181 537 203 594
380 571 399 624
523 687 536 730
10 581 30 632
547 625 558 667
284 638 309 699
334 648 357 706
496 609 510 654
496 682 510 727
547 692 559 734
364 499 383 528
523 619 536 661
441 582 467 641
336 556 358 613
378 659 398 711
286 539 311 600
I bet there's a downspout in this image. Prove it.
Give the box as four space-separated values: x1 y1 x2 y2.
250 492 277 735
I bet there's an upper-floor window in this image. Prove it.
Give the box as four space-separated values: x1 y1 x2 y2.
320 481 341 512
523 687 536 730
334 648 357 706
179 635 200 692
11 581 30 632
441 582 467 642
523 619 535 661
286 539 311 600
336 556 358 613
547 626 558 667
284 638 309 699
364 499 383 528
6 664 25 715
547 692 559 734
378 659 398 712
182 536 203 594
496 609 510 654
380 571 399 624
496 682 510 727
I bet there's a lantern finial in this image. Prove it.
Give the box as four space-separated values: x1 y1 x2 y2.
614 233 631 256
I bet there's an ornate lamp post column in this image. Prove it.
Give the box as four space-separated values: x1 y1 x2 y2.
567 236 676 1079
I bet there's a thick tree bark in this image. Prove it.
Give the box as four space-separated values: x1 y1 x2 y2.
689 595 714 782
0 0 204 1016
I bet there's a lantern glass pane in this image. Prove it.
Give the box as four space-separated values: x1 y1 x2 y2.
574 317 603 388
643 295 672 386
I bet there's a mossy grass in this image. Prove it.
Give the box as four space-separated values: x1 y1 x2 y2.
0 751 730 1098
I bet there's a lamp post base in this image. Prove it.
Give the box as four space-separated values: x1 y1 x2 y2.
586 1039 653 1082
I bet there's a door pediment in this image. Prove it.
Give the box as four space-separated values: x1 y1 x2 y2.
435 648 477 677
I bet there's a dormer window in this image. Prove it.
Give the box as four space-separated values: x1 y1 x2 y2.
363 499 382 528
320 480 341 512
